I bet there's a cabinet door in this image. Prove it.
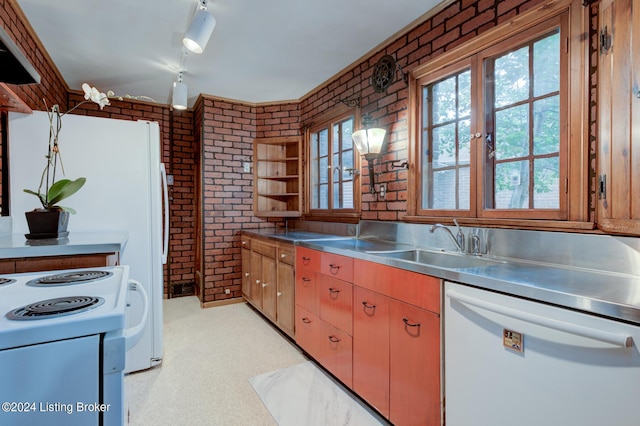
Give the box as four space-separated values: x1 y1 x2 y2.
318 274 353 335
319 321 353 389
241 247 251 300
389 299 441 426
598 0 640 234
353 286 390 417
249 251 263 309
295 306 323 359
261 255 278 322
277 260 295 338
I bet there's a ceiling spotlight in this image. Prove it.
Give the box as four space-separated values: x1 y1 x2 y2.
183 0 216 54
172 72 188 110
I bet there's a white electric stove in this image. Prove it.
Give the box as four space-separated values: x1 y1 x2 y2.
0 265 148 426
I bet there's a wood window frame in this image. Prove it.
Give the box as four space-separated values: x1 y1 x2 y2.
303 105 362 222
406 0 592 231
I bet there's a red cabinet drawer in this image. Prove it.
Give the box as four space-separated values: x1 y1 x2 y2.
296 268 319 315
320 252 354 282
318 274 353 335
318 321 353 389
296 247 320 272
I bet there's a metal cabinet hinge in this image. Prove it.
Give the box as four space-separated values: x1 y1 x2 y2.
600 27 611 54
598 174 607 200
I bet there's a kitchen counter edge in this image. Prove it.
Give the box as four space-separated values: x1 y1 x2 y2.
0 231 129 258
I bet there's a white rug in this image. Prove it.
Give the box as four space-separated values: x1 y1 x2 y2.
249 361 388 426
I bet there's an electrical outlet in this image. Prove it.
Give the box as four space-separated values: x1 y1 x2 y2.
243 162 251 173
378 183 387 199
167 174 174 185
224 288 231 295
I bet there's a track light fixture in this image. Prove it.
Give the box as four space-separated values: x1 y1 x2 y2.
172 72 188 110
183 0 216 54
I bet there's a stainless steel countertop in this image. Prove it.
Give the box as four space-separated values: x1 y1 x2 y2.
241 229 353 243
292 236 640 326
0 231 128 258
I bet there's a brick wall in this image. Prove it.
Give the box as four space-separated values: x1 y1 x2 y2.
196 96 301 303
299 0 549 221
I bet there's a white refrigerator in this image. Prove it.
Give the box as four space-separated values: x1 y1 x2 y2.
8 111 168 374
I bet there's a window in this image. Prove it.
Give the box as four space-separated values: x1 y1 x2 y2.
307 110 360 218
410 6 583 224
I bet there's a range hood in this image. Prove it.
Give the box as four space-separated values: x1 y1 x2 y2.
0 26 40 85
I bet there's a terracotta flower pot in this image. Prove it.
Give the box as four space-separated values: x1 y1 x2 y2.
25 209 70 239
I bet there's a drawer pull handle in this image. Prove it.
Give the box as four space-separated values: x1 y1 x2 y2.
302 256 311 265
281 253 286 258
245 272 249 277
328 335 341 343
362 301 376 309
329 264 341 273
262 283 268 288
255 280 261 284
402 317 421 327
302 277 311 282
277 291 282 297
302 317 311 324
328 287 340 294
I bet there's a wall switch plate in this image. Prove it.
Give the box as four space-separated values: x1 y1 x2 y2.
243 162 251 173
224 288 231 294
167 174 174 185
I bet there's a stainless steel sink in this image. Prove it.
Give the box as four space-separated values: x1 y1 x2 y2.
365 249 504 269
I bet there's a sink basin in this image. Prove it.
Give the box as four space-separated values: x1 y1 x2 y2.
365 249 504 269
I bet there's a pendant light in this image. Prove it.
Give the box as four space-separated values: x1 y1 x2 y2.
183 0 216 54
172 72 187 110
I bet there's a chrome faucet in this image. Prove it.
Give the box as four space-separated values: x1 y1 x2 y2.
430 219 465 253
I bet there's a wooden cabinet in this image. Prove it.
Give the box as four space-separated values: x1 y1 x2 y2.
0 252 118 274
295 248 354 387
598 0 640 234
241 233 295 338
253 136 302 217
353 259 441 426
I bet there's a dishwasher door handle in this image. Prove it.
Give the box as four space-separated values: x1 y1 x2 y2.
446 289 633 348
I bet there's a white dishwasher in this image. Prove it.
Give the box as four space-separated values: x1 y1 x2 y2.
444 281 640 426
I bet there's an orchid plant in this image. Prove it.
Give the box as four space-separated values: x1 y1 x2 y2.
24 83 153 213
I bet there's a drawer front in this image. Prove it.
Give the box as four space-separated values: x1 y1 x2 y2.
354 259 441 314
277 244 295 265
320 252 354 282
240 235 252 250
296 268 319 315
252 240 276 258
318 274 353 335
297 247 320 271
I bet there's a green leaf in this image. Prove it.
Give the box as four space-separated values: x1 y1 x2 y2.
47 177 86 206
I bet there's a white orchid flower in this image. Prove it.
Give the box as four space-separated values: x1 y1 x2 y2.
81 83 110 109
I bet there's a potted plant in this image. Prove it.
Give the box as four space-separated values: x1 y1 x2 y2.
23 83 152 238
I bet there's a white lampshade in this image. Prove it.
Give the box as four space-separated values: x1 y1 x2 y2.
183 8 216 54
352 128 386 156
172 81 188 110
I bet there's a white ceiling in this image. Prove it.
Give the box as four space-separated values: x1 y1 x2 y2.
15 0 443 107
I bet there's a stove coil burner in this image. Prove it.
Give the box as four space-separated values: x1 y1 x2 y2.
6 296 105 320
27 270 113 287
0 278 16 286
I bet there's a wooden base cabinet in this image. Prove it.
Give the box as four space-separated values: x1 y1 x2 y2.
241 233 295 338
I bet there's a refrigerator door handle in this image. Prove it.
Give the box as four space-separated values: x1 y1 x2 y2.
160 162 169 264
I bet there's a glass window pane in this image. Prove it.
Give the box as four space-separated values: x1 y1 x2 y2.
459 166 470 209
432 75 457 124
342 119 353 150
533 96 560 155
458 119 471 165
495 104 529 160
458 70 471 118
318 184 328 209
494 46 529 108
432 169 456 209
342 178 354 209
495 160 530 209
533 157 559 208
432 123 457 168
319 156 328 184
534 31 560 97
319 129 328 156
333 123 339 154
